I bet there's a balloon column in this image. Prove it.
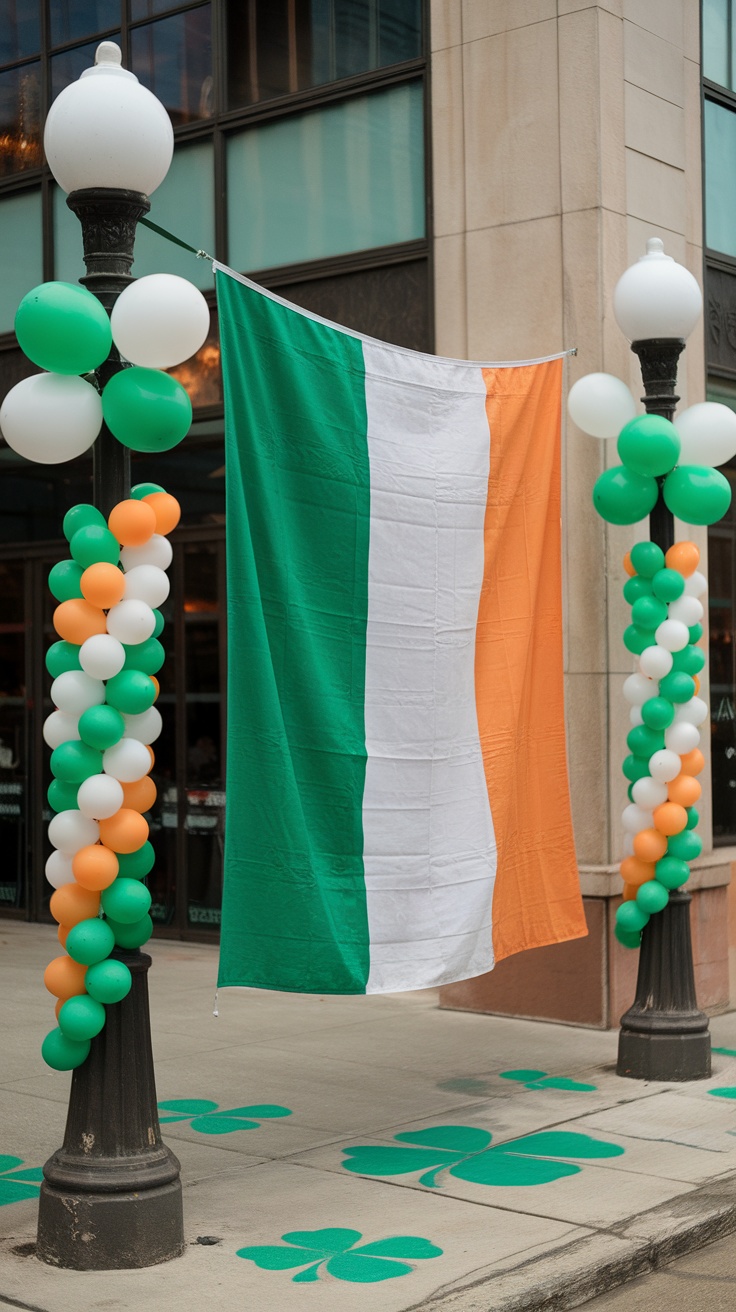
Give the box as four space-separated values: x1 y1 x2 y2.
0 272 209 1070
569 376 736 949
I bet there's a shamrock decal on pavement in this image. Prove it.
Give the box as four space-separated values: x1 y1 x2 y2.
713 1047 736 1058
157 1099 291 1134
0 1156 43 1206
236 1228 442 1283
342 1126 624 1189
709 1087 736 1100
499 1069 597 1092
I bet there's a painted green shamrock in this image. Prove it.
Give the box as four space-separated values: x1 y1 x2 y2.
342 1125 624 1189
499 1069 597 1092
0 1156 43 1206
709 1088 736 1100
713 1047 736 1058
237 1227 442 1283
157 1099 291 1134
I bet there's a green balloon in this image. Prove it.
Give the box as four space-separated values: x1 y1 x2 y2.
655 856 690 889
15 281 112 375
615 925 641 949
70 525 120 569
117 841 155 880
58 994 107 1042
63 503 106 542
689 622 703 644
85 959 132 1004
102 368 192 453
105 669 156 715
47 779 79 812
641 696 674 730
107 913 153 949
672 645 705 676
667 830 703 862
636 879 669 915
50 740 103 784
623 624 656 655
152 609 165 639
46 641 81 677
686 806 699 831
123 637 165 675
617 414 680 478
616 901 650 934
41 1027 91 1071
131 482 165 499
623 753 650 783
627 724 665 757
631 595 668 631
630 542 665 578
663 465 732 525
659 671 695 704
78 704 125 750
592 465 659 525
651 568 685 603
48 559 84 602
623 575 652 605
101 878 152 924
66 917 116 966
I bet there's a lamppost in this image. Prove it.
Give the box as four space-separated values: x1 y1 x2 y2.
35 43 185 1268
613 238 711 1082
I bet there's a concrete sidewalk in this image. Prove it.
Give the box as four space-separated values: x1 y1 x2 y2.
1 921 735 1312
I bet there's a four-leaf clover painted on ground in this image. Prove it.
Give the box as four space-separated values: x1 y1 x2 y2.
157 1100 291 1134
498 1070 597 1092
237 1228 442 1284
342 1126 624 1189
0 1156 43 1206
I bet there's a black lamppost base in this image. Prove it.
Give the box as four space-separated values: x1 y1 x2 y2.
36 1175 184 1271
617 1028 711 1083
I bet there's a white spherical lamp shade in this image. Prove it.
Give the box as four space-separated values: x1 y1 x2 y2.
613 238 702 341
44 42 173 196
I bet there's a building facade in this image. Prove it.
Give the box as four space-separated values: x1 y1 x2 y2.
0 1 733 1024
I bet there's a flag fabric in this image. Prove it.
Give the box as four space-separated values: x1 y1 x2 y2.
215 264 586 995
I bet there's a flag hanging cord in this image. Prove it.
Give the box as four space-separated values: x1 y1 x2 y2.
139 216 213 263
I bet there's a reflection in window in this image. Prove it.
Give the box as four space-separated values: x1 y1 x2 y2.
0 190 43 332
49 0 119 49
0 64 42 178
169 317 222 411
703 0 732 89
131 5 213 127
0 3 41 65
51 36 120 102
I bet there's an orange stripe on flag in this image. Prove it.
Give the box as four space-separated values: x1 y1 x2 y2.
478 359 586 962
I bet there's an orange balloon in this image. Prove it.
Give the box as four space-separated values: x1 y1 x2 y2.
146 746 155 774
49 883 101 928
121 776 157 813
680 748 705 776
665 541 699 577
80 561 126 609
652 801 688 836
633 828 668 863
622 882 638 902
72 842 119 891
109 498 157 547
693 675 700 695
623 551 635 578
98 808 149 854
57 925 68 948
667 774 702 808
54 998 63 1020
54 598 107 644
620 856 655 887
144 491 181 536
150 675 159 699
43 954 87 999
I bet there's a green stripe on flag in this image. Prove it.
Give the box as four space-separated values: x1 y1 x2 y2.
217 275 371 992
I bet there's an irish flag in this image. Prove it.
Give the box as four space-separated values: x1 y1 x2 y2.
215 265 586 995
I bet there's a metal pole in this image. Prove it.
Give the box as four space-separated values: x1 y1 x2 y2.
616 338 711 1082
36 188 185 1268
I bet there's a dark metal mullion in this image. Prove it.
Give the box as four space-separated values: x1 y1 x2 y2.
172 540 189 935
216 57 425 130
127 0 210 32
44 27 121 59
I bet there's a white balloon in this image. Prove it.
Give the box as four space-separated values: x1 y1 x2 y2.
639 645 672 680
567 373 637 439
123 706 162 744
648 748 682 783
623 672 655 705
629 705 644 727
655 619 690 652
121 535 173 572
622 803 654 834
632 777 668 809
107 598 155 644
665 721 700 754
111 274 210 369
45 850 75 889
79 633 126 680
51 670 106 715
77 773 124 819
667 595 703 626
675 696 709 726
43 710 80 749
684 570 708 599
674 402 736 468
0 373 102 464
47 808 100 854
123 564 170 609
103 737 151 782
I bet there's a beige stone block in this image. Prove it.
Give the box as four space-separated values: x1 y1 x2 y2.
461 0 556 42
566 672 610 864
562 207 604 364
623 0 684 47
463 23 561 231
430 0 462 50
683 58 703 247
625 151 686 235
559 9 601 213
683 0 701 62
626 214 686 267
433 232 468 358
465 216 563 361
624 83 685 169
600 207 633 375
599 8 627 214
623 22 684 104
431 44 466 237
559 0 622 14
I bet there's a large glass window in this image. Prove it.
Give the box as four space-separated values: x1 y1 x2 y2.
49 0 119 48
704 0 734 88
132 141 215 289
704 99 736 257
0 63 42 178
0 190 43 332
0 4 41 65
131 5 213 126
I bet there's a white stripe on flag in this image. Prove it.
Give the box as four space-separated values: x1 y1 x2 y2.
361 344 497 993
